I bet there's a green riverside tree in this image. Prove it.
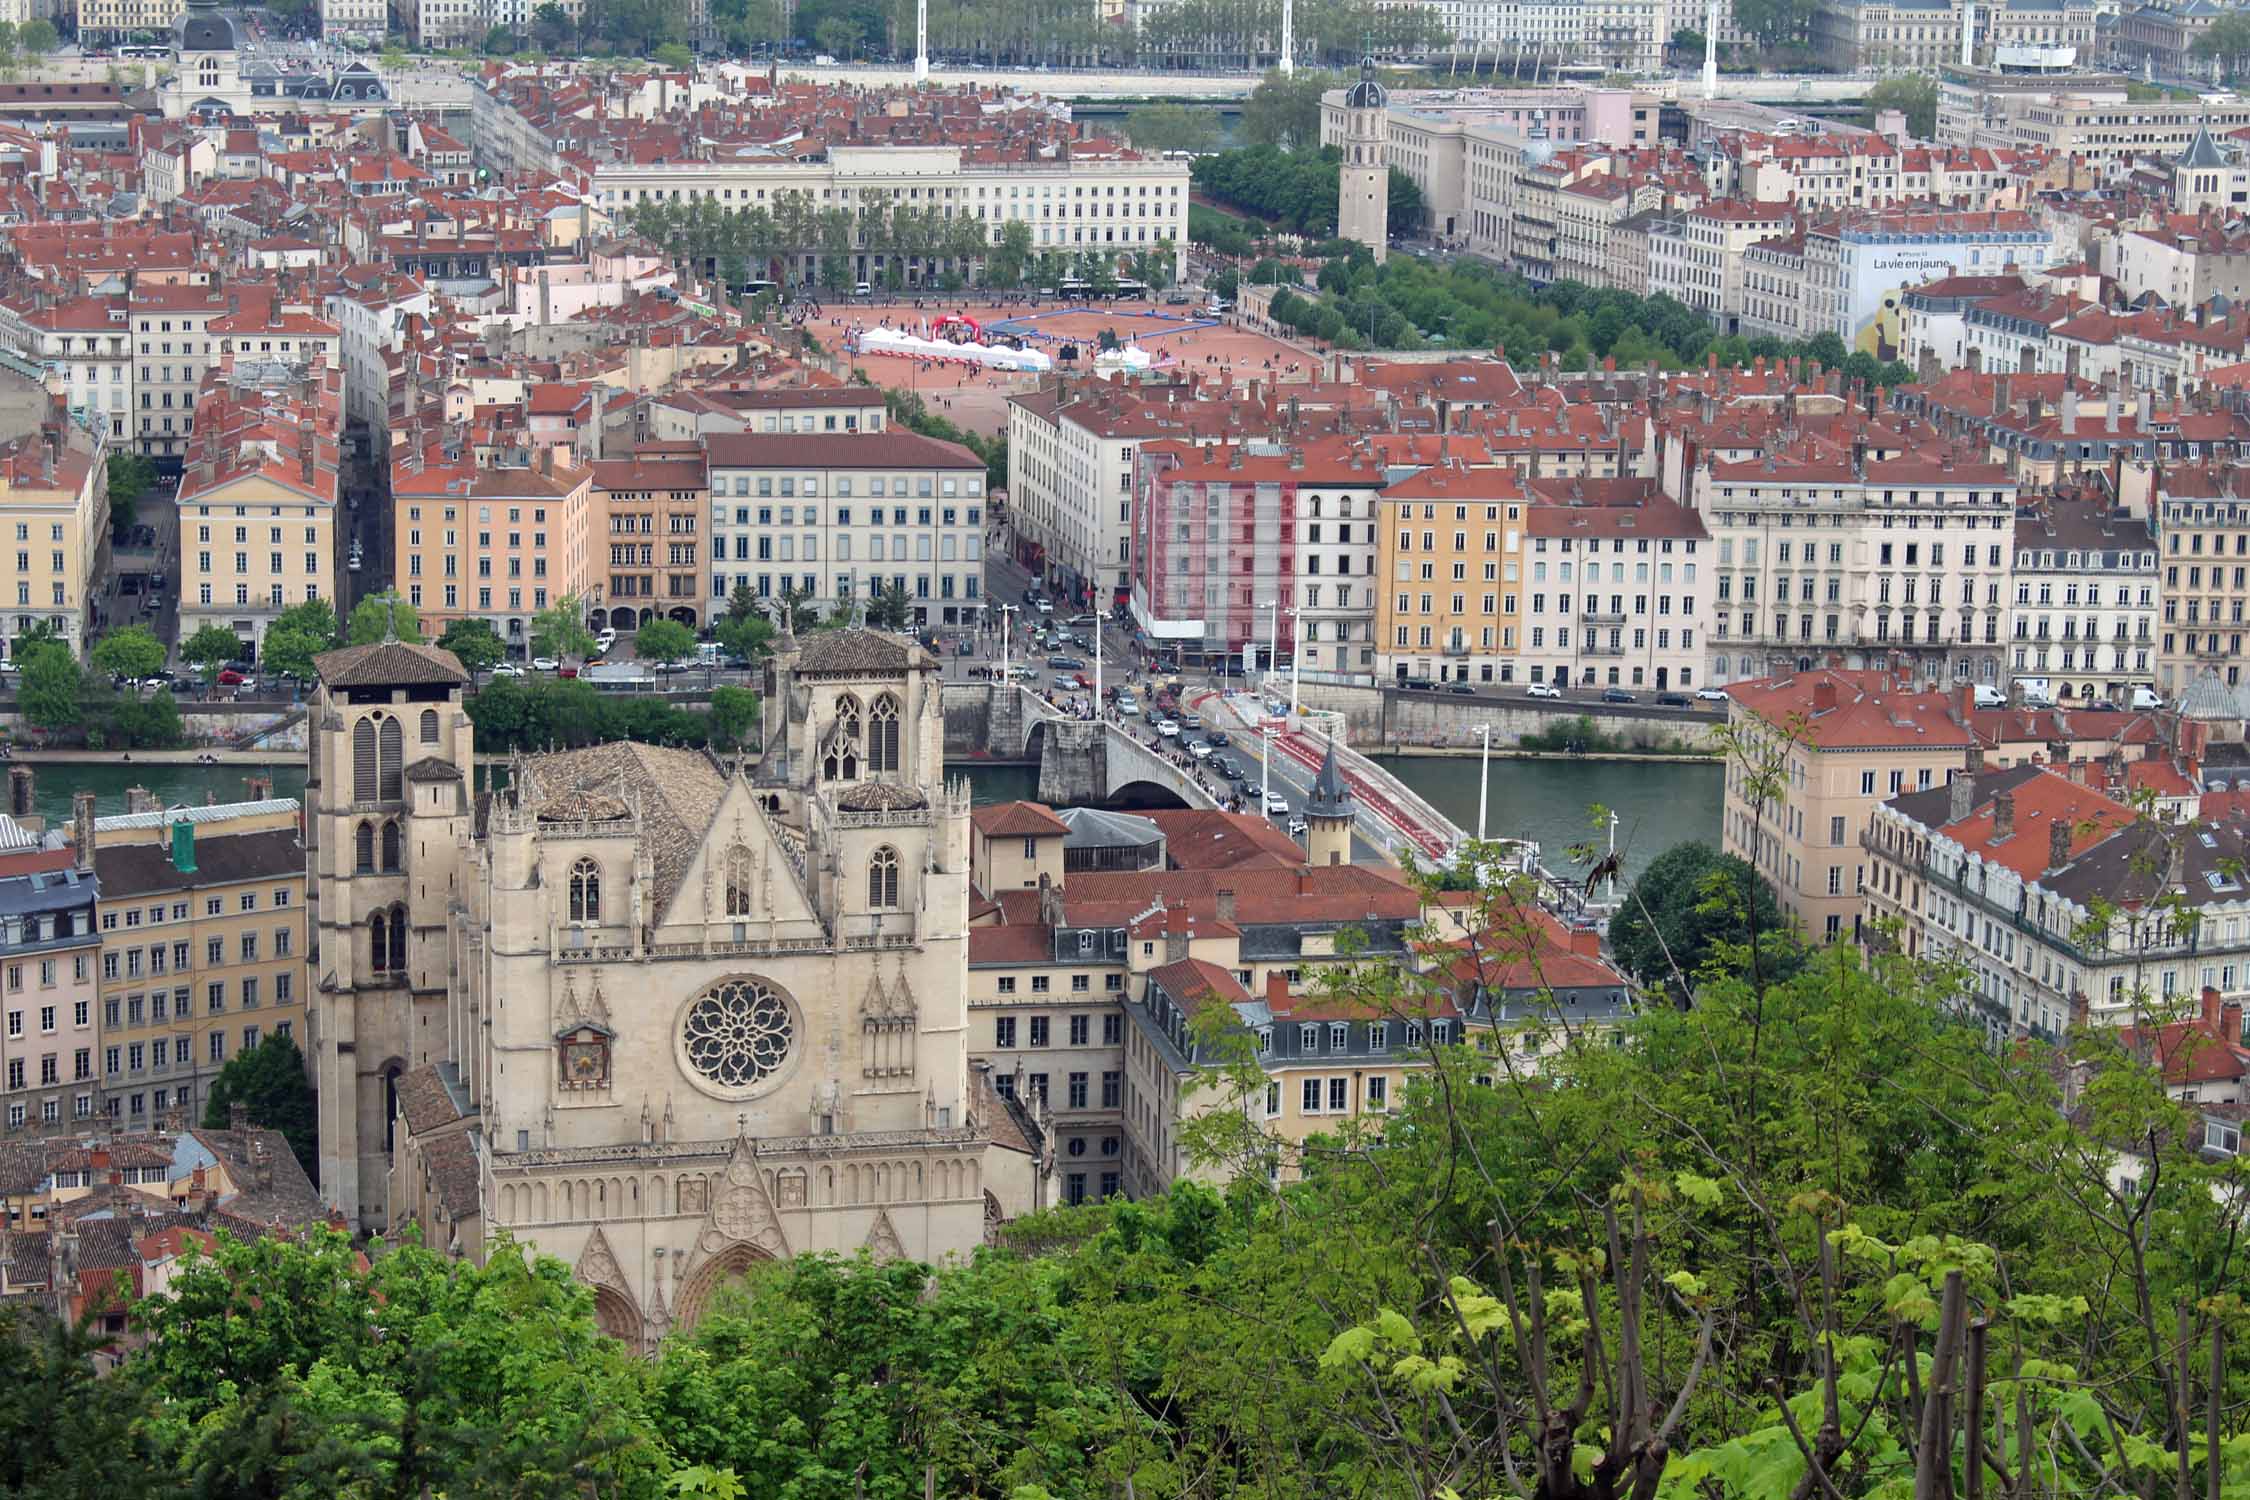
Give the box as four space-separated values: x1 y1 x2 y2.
201 1033 319 1180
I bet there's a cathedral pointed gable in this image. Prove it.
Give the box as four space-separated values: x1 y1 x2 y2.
863 1206 906 1264
514 741 733 924
668 775 823 930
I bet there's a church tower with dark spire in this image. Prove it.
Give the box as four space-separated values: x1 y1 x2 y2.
1302 737 1355 867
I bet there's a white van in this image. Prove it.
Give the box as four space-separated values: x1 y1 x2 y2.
2131 686 2164 711
1973 684 2006 709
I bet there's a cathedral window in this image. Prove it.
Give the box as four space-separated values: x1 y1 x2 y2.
680 976 796 1093
353 718 377 802
378 716 404 800
369 904 405 973
822 696 862 782
568 859 601 924
868 846 900 909
419 708 440 744
724 845 754 917
354 819 374 873
381 820 402 874
868 694 901 774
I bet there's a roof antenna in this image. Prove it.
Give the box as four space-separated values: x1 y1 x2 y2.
383 592 397 644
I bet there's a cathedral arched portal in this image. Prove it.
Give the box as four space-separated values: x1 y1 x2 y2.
672 1240 776 1331
592 1284 642 1351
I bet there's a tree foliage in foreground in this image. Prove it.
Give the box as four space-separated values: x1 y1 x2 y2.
9 795 2250 1496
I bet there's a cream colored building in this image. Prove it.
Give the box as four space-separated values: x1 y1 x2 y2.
1374 464 1527 686
178 359 344 661
388 447 597 651
314 630 1042 1347
0 416 105 664
89 798 310 1135
1722 668 1978 945
78 0 184 45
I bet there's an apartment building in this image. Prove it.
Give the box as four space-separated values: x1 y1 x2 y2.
78 0 185 45
177 358 343 662
1863 762 2157 1041
89 799 308 1135
1519 488 1710 692
1723 668 1980 943
1007 385 1164 613
1649 201 1797 334
129 280 229 468
5 296 132 445
0 415 106 663
2152 470 2250 694
1805 210 2056 350
0 851 102 1138
1373 462 1527 686
590 445 706 633
2007 495 2158 704
579 148 1189 286
2003 93 2250 168
1694 450 2017 689
1134 440 1389 671
704 431 987 629
1740 230 1813 343
389 447 597 648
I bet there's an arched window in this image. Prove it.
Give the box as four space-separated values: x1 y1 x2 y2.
822 696 863 782
378 717 404 801
370 909 391 971
569 859 601 924
419 708 440 745
352 718 377 802
868 694 901 774
868 846 900 909
354 819 374 873
724 845 754 917
380 820 403 874
388 903 407 972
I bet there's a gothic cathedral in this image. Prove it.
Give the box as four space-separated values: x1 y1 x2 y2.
307 631 1038 1350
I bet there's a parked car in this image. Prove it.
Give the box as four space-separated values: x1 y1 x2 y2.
1446 682 1477 695
1264 791 1290 814
1526 682 1563 700
217 668 247 685
558 665 580 678
491 662 526 677
1400 678 1436 691
1695 687 1730 702
532 656 560 671
1654 692 1690 707
1046 655 1084 670
1600 688 1635 704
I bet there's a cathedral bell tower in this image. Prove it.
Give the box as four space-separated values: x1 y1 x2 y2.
306 639 473 1230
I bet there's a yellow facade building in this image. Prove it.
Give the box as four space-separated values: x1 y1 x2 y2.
1373 462 1528 686
0 415 107 663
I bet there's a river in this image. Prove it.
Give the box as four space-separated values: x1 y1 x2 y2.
957 755 1722 883
14 752 1721 887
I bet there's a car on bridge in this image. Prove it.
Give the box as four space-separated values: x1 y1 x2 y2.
1046 655 1084 669
1155 718 1180 737
1264 791 1290 814
1526 682 1563 700
1654 692 1690 708
1695 687 1730 702
1116 694 1141 715
1600 688 1636 704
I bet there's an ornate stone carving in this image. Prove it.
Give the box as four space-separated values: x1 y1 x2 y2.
576 1224 628 1294
678 1176 710 1217
691 1132 790 1264
777 1169 806 1209
863 1206 905 1264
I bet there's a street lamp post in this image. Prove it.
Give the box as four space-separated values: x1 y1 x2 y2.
1286 604 1302 720
1475 722 1492 842
999 603 1017 686
1093 610 1103 720
1604 809 1621 903
1260 598 1278 701
1260 724 1276 819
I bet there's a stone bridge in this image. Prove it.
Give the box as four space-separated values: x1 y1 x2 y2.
940 683 1218 809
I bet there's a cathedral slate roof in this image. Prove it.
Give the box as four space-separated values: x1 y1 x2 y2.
405 756 463 783
836 781 928 811
794 628 920 675
395 1062 466 1134
314 640 469 688
517 741 728 919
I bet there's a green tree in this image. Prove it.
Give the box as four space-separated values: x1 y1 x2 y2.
0 1305 162 1500
987 219 1033 289
201 1033 318 1180
2194 9 2250 76
634 617 696 667
89 624 165 687
17 648 81 732
11 619 66 670
714 613 774 662
346 590 422 645
1239 67 1339 149
1864 72 1938 138
1731 0 1816 48
811 13 859 56
865 581 913 630
725 582 759 623
260 599 341 684
436 618 507 673
709 684 760 748
530 1 575 47
105 451 155 540
179 624 243 690
1604 838 1797 1000
1123 102 1222 154
654 39 692 66
531 593 597 661
109 689 183 749
15 17 52 58
479 22 517 51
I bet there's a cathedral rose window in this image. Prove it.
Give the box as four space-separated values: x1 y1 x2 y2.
681 977 796 1093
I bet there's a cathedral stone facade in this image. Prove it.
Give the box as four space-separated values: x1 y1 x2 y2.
308 630 1038 1350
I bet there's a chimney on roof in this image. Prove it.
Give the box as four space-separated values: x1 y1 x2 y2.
1993 790 2016 841
1812 678 1839 713
72 791 93 872
228 1101 246 1131
2047 816 2073 871
1949 770 1975 824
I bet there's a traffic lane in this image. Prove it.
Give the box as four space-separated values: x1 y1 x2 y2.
1383 682 1725 722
